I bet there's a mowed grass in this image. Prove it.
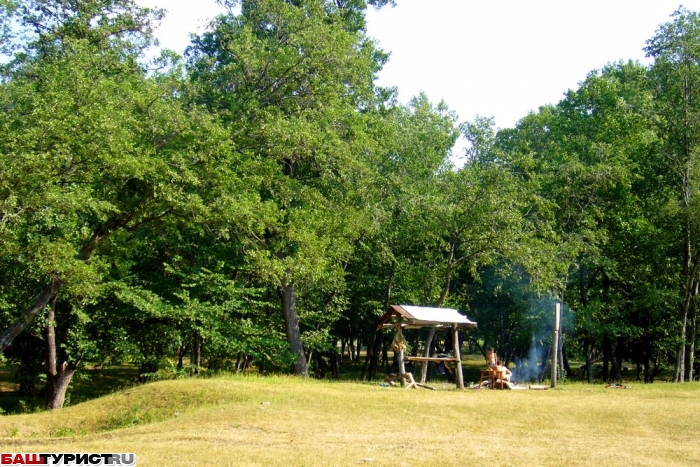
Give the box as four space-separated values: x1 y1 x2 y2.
0 376 698 467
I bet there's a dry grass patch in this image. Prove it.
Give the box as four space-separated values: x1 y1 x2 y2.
1 376 699 466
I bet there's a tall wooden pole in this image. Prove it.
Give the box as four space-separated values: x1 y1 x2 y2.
397 316 406 387
452 323 464 389
551 302 561 388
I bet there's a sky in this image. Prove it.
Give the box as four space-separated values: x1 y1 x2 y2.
136 0 700 155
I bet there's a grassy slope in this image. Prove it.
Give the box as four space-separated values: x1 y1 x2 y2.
0 376 698 467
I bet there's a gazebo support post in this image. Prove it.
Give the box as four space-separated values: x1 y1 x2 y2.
452 323 464 389
397 316 406 387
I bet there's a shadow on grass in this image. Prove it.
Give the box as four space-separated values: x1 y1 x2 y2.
0 365 140 415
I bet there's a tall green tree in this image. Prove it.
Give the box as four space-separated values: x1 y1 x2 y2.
346 94 459 381
646 8 700 382
187 0 391 375
495 60 662 383
0 0 248 406
0 0 165 352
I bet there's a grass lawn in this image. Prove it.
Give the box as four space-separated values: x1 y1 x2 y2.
0 374 698 467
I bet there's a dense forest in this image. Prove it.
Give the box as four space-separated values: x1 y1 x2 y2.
2 0 700 410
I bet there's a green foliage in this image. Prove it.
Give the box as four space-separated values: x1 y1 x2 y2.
5 0 700 407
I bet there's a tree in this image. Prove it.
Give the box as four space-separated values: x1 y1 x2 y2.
495 60 663 383
187 0 391 375
0 0 165 351
0 0 246 406
347 94 459 381
644 8 700 382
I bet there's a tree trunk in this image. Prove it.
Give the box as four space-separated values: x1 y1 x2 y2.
675 308 688 382
234 352 243 373
580 264 594 384
358 336 366 374
313 351 324 378
674 210 695 382
348 339 355 362
44 299 78 410
191 335 201 374
382 338 389 374
46 366 77 410
365 330 383 381
1 277 61 352
420 327 437 384
686 308 696 381
562 341 572 377
177 343 187 369
278 282 308 376
585 337 594 384
329 349 340 380
436 238 456 308
617 336 625 376
601 271 614 382
673 276 695 383
368 334 382 381
44 297 57 410
636 361 642 382
362 261 395 381
610 337 621 382
427 337 438 382
603 335 610 381
643 356 651 383
195 339 201 368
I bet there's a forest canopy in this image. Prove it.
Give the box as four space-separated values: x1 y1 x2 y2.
2 0 700 410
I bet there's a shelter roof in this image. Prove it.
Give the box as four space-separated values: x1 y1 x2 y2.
380 305 477 328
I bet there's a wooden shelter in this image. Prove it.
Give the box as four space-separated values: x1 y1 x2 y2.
377 305 477 389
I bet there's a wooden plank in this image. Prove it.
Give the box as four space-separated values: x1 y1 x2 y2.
551 302 560 388
403 373 433 390
397 316 405 388
415 383 436 390
381 324 425 329
404 372 417 389
452 323 464 389
405 356 460 363
381 323 475 329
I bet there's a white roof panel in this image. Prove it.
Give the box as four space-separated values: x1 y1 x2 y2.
400 305 476 326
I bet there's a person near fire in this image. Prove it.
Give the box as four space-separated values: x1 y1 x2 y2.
485 347 497 369
495 360 512 382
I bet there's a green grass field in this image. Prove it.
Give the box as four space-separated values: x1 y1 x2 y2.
1 368 699 466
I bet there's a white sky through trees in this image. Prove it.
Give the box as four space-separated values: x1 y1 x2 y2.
137 0 700 157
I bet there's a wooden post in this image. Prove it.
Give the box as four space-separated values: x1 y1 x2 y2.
551 302 561 388
452 323 464 389
397 316 406 387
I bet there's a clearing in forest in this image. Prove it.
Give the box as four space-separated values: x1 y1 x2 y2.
0 376 698 466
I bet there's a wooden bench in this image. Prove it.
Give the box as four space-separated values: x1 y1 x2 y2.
478 369 498 388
